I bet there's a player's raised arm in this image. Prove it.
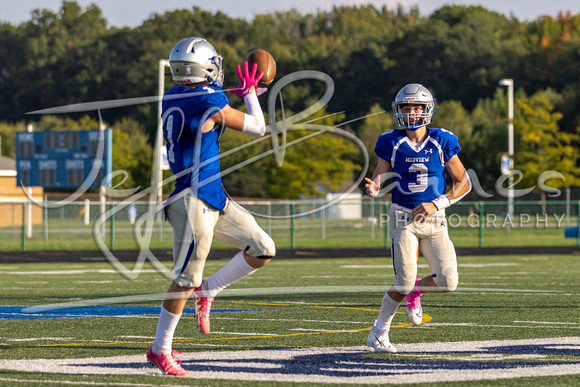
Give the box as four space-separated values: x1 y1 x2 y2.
211 61 266 136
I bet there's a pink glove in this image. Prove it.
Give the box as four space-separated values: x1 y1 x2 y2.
229 61 264 98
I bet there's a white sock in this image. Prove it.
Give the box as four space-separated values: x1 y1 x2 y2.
204 251 257 298
152 306 181 355
375 293 401 331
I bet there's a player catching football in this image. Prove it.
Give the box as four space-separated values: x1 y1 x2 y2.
364 83 471 353
147 37 275 375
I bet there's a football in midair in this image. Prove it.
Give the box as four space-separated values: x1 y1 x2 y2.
247 49 276 86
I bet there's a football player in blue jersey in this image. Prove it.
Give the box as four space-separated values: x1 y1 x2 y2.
364 83 471 353
147 37 275 375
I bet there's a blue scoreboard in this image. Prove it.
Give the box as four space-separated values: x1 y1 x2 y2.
16 129 112 188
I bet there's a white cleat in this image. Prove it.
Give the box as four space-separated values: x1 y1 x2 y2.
406 305 423 326
366 321 397 353
405 279 424 326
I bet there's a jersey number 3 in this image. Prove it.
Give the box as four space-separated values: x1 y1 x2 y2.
408 163 428 193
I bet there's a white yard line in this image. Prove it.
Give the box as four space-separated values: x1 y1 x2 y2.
4 270 160 275
4 337 74 342
0 377 191 386
514 321 580 325
425 322 580 329
341 263 518 268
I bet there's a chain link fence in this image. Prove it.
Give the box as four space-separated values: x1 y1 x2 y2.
0 197 578 251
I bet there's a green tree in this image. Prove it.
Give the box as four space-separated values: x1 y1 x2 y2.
264 133 360 199
110 118 153 191
521 12 580 91
388 5 522 110
434 100 475 176
20 2 109 110
357 103 394 173
2 1 580 197
265 109 361 199
514 89 580 202
219 127 271 199
469 88 522 191
221 108 362 199
0 122 26 158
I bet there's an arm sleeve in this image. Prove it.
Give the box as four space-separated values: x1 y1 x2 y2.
242 94 266 137
449 172 471 205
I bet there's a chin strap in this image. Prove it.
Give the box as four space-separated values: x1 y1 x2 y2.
207 77 223 88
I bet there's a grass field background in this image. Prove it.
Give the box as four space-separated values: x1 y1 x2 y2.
2 198 578 251
1 216 578 251
0 253 579 385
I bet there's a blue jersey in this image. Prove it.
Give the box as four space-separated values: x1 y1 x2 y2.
162 85 229 210
374 128 461 210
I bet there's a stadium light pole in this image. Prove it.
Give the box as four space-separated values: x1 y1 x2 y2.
499 78 514 220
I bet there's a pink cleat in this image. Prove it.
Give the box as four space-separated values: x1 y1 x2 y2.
405 279 424 326
147 347 189 376
193 281 214 335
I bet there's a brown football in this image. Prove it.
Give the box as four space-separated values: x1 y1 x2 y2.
247 49 276 86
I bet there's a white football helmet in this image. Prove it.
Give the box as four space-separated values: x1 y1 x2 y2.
168 37 224 87
392 83 437 130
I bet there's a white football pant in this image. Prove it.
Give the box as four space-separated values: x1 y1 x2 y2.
389 207 458 294
165 189 275 288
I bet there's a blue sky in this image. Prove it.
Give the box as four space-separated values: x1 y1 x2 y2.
1 0 579 27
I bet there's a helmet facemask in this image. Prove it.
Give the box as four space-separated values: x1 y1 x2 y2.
393 102 435 131
392 83 437 131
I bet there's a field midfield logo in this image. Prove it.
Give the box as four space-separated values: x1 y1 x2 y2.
1 337 579 382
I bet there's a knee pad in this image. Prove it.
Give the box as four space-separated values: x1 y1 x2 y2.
259 235 276 258
246 233 276 258
433 273 458 292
